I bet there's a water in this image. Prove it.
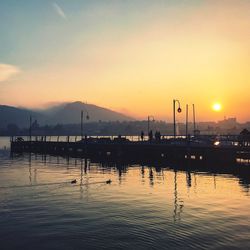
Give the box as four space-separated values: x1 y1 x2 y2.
0 137 10 150
0 138 249 249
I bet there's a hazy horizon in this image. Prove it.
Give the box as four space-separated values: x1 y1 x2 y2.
0 100 249 124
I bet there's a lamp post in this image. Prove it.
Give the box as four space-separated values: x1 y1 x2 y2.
186 104 189 138
173 99 182 138
81 110 90 140
29 115 32 142
147 115 155 136
192 104 196 136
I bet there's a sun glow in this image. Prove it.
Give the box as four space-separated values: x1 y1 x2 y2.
212 103 222 112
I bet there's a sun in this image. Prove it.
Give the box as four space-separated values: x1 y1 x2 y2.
212 102 222 112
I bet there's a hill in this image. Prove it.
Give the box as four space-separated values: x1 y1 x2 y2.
0 105 43 128
0 102 135 128
42 102 134 124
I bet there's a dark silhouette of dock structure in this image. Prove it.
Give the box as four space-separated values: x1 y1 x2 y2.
10 135 250 172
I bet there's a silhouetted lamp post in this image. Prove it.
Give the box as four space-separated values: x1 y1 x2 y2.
29 115 32 142
81 110 90 140
192 104 196 136
186 104 189 138
173 99 182 138
147 115 155 136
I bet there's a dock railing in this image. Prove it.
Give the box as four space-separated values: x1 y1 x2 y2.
10 134 247 147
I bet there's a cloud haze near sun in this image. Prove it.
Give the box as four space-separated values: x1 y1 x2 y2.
0 0 249 122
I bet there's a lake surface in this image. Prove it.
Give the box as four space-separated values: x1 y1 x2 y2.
0 138 249 249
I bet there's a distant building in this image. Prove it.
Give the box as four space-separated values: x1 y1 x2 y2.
218 117 237 129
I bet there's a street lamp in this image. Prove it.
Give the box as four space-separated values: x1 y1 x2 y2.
29 115 32 142
192 104 196 136
173 99 182 138
81 109 90 140
186 104 189 138
147 115 155 136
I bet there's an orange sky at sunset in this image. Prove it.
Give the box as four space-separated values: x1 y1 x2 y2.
0 1 249 122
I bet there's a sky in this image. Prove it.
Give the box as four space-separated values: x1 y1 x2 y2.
0 0 249 122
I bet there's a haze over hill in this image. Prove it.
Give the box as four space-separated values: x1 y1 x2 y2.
0 105 45 128
0 102 135 128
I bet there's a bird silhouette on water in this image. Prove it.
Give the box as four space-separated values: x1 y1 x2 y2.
71 179 77 184
106 179 112 184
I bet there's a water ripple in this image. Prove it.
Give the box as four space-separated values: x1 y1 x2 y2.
0 154 249 249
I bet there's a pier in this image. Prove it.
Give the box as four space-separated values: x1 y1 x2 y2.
10 135 250 171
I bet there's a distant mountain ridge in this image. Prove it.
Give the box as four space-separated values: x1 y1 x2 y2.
0 102 135 128
0 105 43 128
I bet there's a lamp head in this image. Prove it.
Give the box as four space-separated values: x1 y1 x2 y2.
177 107 182 113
